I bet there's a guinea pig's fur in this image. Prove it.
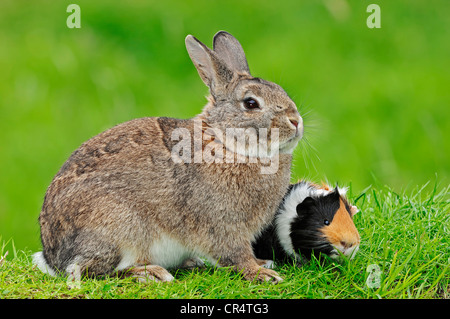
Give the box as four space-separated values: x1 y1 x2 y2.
253 181 360 264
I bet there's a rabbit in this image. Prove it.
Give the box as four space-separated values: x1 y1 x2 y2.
253 181 360 265
32 31 303 284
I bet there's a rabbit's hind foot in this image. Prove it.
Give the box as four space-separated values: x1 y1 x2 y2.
121 265 174 283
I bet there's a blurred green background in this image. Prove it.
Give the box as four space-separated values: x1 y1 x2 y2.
0 0 449 251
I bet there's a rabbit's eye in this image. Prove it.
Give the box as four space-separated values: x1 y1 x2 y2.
324 219 330 226
243 98 260 110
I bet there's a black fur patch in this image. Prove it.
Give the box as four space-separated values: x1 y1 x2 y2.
289 190 342 258
252 222 290 262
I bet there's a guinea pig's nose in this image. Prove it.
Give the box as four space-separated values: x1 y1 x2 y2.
340 241 354 249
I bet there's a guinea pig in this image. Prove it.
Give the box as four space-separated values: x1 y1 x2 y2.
253 181 360 264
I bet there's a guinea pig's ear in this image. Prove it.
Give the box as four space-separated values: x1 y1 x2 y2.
336 186 349 197
296 196 316 215
350 205 359 217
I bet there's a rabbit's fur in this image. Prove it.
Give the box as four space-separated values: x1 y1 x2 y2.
33 31 303 283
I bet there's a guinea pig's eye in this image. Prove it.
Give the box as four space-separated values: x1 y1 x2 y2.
324 219 330 226
243 97 260 110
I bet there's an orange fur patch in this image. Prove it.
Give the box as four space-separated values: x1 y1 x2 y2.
320 199 360 248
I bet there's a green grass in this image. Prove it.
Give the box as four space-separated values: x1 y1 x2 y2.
1 184 448 299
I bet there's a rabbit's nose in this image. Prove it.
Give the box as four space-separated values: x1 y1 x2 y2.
289 116 303 129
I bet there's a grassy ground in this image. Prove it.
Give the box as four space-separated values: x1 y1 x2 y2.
0 1 449 300
1 184 448 299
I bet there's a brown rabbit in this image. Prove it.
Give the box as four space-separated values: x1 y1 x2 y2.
32 31 303 283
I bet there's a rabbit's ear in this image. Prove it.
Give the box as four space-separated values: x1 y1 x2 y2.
213 31 250 75
185 35 234 93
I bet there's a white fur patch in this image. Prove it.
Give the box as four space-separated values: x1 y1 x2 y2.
149 234 197 269
337 186 348 197
66 262 82 282
260 260 275 269
279 134 302 155
330 243 360 260
115 234 209 271
116 248 138 271
32 251 57 277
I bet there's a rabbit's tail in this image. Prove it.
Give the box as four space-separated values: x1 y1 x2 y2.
32 251 57 277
